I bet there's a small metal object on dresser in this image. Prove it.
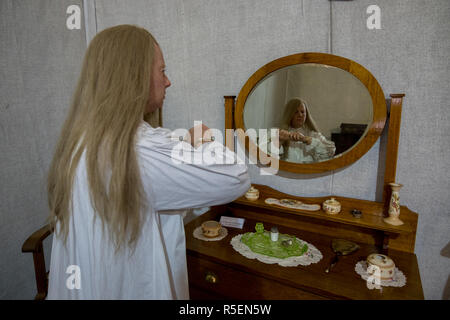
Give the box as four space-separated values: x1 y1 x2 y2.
325 239 359 273
205 271 218 284
351 209 362 218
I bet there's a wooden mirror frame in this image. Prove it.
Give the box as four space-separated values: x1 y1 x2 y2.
233 52 387 174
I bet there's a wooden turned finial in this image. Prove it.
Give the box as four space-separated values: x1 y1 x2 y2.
382 93 405 207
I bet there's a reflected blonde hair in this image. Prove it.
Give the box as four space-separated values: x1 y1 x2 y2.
281 98 320 132
47 25 158 252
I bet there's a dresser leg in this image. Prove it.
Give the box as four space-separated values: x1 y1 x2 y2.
380 233 390 254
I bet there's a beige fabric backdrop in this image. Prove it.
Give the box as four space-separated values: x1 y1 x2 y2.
0 0 86 299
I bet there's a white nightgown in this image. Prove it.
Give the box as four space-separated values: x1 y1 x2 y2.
282 127 336 163
46 121 250 299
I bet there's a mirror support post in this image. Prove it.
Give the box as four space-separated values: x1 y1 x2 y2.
382 94 405 212
224 96 236 148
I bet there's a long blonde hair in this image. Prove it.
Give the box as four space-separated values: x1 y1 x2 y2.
281 98 320 132
47 25 157 252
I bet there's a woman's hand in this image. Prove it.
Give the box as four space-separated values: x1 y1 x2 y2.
288 131 312 145
279 129 291 142
186 124 213 148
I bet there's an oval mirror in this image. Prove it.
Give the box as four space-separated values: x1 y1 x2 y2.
234 52 387 174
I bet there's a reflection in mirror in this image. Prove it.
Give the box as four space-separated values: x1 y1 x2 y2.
243 63 373 163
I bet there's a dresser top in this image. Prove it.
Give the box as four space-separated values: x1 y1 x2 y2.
185 208 424 300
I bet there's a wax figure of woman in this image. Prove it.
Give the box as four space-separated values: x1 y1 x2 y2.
46 25 250 299
278 98 335 163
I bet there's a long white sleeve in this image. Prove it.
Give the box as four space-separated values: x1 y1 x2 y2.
308 131 336 161
47 122 250 300
136 123 251 211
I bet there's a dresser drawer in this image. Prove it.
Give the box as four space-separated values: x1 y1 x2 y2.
187 255 327 300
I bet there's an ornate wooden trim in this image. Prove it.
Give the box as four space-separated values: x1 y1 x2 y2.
233 52 387 174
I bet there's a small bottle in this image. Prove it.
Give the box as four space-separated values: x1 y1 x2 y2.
270 227 279 242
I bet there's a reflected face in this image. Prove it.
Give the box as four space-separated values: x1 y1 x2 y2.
147 44 171 113
290 104 306 128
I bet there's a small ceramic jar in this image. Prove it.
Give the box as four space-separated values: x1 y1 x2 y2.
270 227 279 241
245 186 259 201
201 221 222 238
322 198 341 215
255 222 264 234
367 253 396 281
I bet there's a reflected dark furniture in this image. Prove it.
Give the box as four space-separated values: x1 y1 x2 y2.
331 123 368 155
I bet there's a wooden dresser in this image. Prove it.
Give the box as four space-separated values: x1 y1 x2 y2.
185 184 423 300
186 53 423 300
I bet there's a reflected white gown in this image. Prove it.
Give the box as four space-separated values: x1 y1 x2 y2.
282 127 335 163
47 122 250 299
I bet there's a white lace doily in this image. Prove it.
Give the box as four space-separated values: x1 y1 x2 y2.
193 226 228 241
355 261 407 289
230 234 322 267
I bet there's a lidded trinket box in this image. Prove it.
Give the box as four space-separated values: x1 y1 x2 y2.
366 253 396 281
201 220 222 238
245 186 260 201
322 198 341 215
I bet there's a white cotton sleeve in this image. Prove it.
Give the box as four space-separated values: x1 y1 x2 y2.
136 125 251 212
309 132 336 160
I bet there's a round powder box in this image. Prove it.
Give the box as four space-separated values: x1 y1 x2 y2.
366 253 396 281
201 221 222 238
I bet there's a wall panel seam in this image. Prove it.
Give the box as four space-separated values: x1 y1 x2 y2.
83 0 98 46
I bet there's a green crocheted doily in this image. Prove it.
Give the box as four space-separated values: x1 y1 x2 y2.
240 225 308 259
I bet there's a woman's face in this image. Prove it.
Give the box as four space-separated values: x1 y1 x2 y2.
290 104 306 128
147 45 171 114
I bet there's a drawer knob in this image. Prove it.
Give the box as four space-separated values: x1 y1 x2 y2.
205 271 218 284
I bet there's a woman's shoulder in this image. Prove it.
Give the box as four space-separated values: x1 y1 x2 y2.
136 122 174 146
309 129 321 137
